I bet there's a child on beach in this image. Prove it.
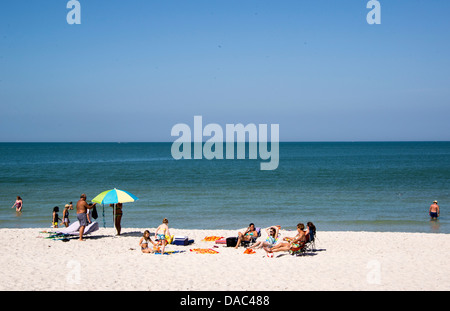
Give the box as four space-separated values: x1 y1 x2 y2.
139 230 157 253
155 218 171 254
52 206 61 228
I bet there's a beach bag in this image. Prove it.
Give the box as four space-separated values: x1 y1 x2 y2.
226 237 238 247
91 205 98 219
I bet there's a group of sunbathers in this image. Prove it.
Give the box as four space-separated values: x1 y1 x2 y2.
139 219 316 257
246 222 316 257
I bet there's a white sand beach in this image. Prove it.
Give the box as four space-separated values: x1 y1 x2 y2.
0 227 449 291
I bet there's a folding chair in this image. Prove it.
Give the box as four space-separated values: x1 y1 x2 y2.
241 227 261 248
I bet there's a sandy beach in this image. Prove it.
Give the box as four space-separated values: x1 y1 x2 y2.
1 227 449 291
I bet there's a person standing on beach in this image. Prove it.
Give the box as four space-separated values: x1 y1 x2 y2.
76 194 96 241
155 218 171 254
52 206 61 228
11 196 23 212
429 200 440 220
110 203 123 236
62 204 70 227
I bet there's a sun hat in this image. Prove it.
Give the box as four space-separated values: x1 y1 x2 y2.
433 200 438 203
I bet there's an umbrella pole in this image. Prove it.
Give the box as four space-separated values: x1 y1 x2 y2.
102 204 106 229
113 203 117 235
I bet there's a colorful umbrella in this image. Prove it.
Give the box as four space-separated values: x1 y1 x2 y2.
92 188 139 204
92 188 139 232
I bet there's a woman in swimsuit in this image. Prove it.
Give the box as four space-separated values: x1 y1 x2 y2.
235 223 258 248
155 218 171 254
12 196 23 212
249 226 280 249
264 223 306 257
139 230 157 253
111 203 123 235
305 222 316 242
62 204 70 227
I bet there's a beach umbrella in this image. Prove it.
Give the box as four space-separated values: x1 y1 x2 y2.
92 188 139 232
92 188 139 205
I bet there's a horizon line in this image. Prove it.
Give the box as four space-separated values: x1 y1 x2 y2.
1 140 449 144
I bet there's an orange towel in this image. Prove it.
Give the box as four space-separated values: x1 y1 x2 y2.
202 236 224 242
190 248 219 254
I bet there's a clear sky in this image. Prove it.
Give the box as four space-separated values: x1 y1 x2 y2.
0 0 449 142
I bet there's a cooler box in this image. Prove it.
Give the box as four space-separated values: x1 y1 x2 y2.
173 236 189 246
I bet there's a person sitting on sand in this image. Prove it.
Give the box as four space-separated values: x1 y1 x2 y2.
139 230 157 253
249 226 280 250
155 218 171 254
235 223 258 248
264 223 306 257
429 200 440 220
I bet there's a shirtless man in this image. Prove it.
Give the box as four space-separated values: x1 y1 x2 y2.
429 200 440 220
76 194 96 241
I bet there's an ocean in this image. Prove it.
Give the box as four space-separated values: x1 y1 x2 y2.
0 142 449 233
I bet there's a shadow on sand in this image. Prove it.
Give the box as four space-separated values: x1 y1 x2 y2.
275 248 326 258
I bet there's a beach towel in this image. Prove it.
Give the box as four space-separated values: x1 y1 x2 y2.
91 205 98 219
57 221 81 234
189 248 219 254
154 250 182 255
202 236 224 242
54 221 99 236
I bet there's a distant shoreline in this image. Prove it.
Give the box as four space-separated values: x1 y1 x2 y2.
1 227 449 235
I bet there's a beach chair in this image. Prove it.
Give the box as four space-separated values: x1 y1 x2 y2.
304 227 317 252
241 227 261 248
288 241 307 256
59 221 99 236
47 221 99 240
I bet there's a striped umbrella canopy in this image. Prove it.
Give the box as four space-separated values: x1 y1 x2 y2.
92 188 139 232
92 188 139 204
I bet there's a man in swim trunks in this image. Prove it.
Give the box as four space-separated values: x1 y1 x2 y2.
429 200 440 220
76 194 96 241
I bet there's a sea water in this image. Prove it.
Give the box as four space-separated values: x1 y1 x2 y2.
0 142 449 233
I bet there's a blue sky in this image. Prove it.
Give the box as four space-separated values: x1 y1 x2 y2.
0 0 449 142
